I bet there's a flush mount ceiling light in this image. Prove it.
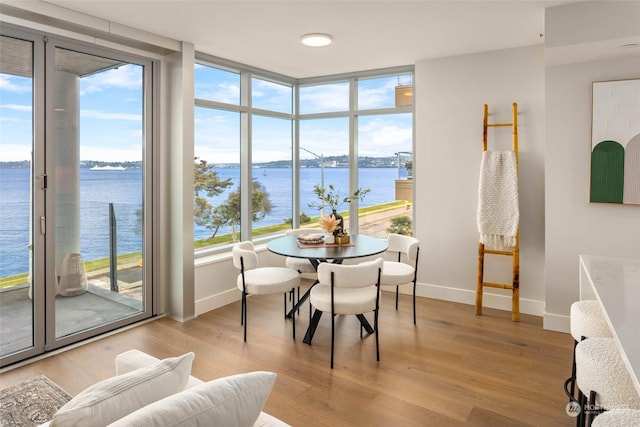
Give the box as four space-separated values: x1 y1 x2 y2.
301 33 332 47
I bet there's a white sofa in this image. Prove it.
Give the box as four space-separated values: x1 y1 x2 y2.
40 349 290 426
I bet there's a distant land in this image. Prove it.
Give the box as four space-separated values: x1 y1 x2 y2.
0 160 143 169
0 155 409 169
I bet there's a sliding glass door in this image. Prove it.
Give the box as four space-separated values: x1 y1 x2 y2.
0 32 42 363
0 28 156 367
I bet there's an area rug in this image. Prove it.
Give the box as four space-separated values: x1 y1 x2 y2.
0 375 72 426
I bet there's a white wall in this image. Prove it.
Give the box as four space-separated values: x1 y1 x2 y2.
542 1 640 332
414 45 546 315
544 56 640 331
193 246 286 315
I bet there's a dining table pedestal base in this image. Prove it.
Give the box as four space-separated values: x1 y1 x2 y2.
303 309 375 345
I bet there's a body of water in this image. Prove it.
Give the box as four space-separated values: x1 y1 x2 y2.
0 167 405 277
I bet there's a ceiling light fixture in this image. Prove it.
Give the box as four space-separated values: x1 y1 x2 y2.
301 33 332 47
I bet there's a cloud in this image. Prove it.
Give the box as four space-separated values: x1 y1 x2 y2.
358 116 412 156
0 143 31 162
358 80 395 109
195 81 240 104
80 146 142 162
300 83 349 113
80 64 143 95
0 75 31 93
252 79 292 111
81 109 141 121
0 104 32 112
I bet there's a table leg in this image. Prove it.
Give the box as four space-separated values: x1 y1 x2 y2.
356 314 374 335
286 280 317 318
303 309 323 345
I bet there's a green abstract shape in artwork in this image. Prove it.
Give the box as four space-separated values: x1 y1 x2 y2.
591 140 624 203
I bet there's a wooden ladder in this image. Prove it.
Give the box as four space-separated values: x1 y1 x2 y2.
475 103 520 321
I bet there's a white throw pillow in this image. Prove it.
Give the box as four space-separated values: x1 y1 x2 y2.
108 371 277 427
51 352 194 427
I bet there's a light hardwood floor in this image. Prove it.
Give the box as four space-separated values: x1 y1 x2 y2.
1 284 575 426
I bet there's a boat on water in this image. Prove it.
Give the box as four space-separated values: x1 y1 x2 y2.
90 165 126 171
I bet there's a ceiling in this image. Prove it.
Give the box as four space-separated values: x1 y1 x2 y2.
39 1 580 78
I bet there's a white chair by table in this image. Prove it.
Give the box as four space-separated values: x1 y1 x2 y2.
283 229 318 276
284 229 318 315
574 337 640 426
309 257 384 369
591 409 640 426
232 241 301 342
380 233 420 324
565 300 612 402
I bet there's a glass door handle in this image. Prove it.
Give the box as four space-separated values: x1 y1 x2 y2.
40 215 46 234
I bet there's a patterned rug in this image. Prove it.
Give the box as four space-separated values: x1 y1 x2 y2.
0 375 72 426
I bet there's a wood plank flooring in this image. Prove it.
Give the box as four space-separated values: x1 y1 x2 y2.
1 284 575 426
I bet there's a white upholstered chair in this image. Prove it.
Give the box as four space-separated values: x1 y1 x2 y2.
564 300 612 401
232 241 301 342
309 257 384 368
380 233 420 324
575 337 640 426
283 228 318 275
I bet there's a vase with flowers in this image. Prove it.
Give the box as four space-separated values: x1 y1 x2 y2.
318 215 340 243
309 184 370 239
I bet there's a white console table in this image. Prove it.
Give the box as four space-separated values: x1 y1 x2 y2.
580 255 640 395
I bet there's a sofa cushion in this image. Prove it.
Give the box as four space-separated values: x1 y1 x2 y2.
108 371 277 427
51 352 194 427
115 348 204 389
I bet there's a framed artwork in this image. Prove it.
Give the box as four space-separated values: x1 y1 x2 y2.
590 78 640 205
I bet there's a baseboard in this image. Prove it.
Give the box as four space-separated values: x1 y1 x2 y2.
197 282 547 323
195 288 239 316
410 282 545 317
543 312 570 333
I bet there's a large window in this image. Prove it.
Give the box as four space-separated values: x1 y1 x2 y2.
251 115 293 234
194 60 413 253
299 117 349 221
194 106 240 246
194 62 295 252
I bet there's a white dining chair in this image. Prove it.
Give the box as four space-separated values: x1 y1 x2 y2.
380 233 420 324
284 228 322 320
309 257 384 368
232 241 301 342
284 228 319 276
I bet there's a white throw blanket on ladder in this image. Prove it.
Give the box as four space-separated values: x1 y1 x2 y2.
477 150 519 249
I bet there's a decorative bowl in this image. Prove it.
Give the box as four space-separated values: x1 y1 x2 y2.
297 233 325 244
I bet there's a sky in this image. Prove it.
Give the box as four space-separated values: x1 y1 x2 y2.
1 58 412 163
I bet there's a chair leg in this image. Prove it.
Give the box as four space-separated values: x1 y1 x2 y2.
291 288 296 340
240 292 245 325
412 281 417 325
570 339 578 399
330 310 335 369
242 292 248 342
587 390 604 427
395 287 399 310
576 388 585 427
375 308 380 362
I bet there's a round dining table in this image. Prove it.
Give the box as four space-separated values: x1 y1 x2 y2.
267 234 388 270
267 234 388 344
